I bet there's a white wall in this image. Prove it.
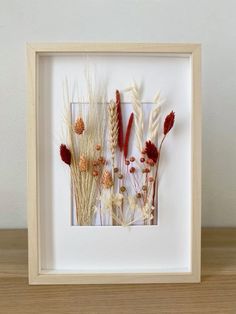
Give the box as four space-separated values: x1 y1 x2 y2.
0 0 235 228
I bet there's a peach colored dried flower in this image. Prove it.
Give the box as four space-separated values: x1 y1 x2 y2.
79 155 88 172
101 170 113 189
74 117 85 135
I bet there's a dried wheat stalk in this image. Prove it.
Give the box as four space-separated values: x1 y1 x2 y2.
126 84 144 153
147 91 165 143
108 100 118 162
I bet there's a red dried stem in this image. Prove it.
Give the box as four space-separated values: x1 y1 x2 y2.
116 90 123 151
124 112 134 159
152 111 175 224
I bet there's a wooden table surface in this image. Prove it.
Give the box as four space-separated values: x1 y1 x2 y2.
0 228 235 313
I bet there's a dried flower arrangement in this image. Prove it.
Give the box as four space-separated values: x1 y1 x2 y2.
60 82 175 226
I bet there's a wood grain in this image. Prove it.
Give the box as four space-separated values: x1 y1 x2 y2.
0 228 235 313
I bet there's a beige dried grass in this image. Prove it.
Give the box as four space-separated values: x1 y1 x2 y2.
62 77 106 225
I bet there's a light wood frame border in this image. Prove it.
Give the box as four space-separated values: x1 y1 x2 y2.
27 43 201 285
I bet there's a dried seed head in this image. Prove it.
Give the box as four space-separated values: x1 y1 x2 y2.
101 170 113 189
136 193 142 199
149 177 154 183
145 141 158 164
95 144 101 151
92 170 99 177
164 111 175 135
74 117 85 135
98 156 106 165
92 160 99 167
118 173 123 179
79 155 89 172
140 157 145 163
60 144 71 166
130 167 136 173
142 185 147 191
146 158 155 166
114 167 119 173
120 186 126 193
125 160 130 166
130 156 135 162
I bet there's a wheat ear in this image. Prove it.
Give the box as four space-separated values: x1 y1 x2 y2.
126 84 144 153
148 91 165 143
108 100 118 161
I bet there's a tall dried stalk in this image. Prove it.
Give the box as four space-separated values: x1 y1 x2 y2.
108 100 118 224
63 78 106 225
148 91 165 143
126 84 144 153
108 100 118 165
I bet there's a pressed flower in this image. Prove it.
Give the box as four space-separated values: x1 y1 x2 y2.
74 117 85 135
163 111 175 135
60 144 71 166
79 155 88 172
101 170 113 189
145 141 159 164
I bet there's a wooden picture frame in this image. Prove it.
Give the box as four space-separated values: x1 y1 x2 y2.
27 43 201 284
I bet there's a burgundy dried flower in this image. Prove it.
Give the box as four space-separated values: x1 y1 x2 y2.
164 111 175 135
60 144 71 166
146 158 155 166
124 112 134 159
145 141 159 164
116 90 123 151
